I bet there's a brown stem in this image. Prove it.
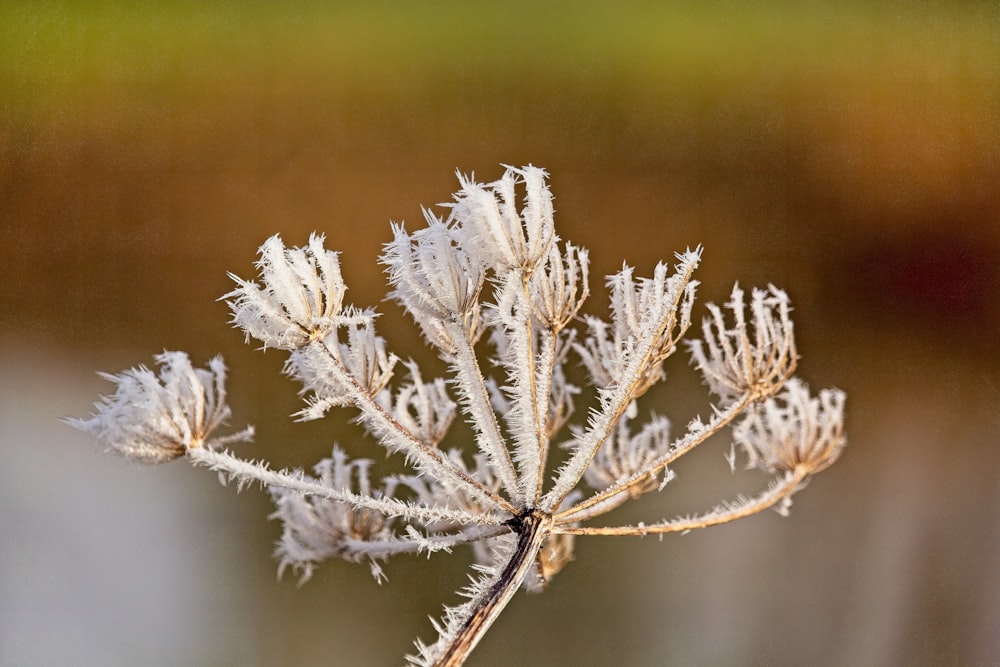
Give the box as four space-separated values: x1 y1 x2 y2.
556 468 808 536
436 511 550 667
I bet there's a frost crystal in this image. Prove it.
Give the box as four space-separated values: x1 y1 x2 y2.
71 165 845 667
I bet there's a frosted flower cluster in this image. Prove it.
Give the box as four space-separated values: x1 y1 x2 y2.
72 165 845 667
69 351 253 463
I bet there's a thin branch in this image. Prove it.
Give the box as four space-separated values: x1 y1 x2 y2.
188 446 504 527
445 318 523 505
542 255 699 512
314 335 518 515
494 273 549 504
533 326 559 505
515 273 546 504
548 487 632 524
343 524 512 560
555 468 808 536
555 393 755 523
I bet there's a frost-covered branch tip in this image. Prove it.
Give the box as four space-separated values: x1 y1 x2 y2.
71 164 845 667
687 283 797 402
68 351 253 464
734 379 846 475
225 232 347 350
449 164 556 272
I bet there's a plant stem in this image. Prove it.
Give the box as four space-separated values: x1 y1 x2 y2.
436 511 550 667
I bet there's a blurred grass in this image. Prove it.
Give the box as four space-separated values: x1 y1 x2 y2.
4 1 998 107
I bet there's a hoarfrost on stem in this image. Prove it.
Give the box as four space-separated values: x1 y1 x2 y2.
71 165 846 667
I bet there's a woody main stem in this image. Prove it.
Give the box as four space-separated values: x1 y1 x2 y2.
436 511 550 667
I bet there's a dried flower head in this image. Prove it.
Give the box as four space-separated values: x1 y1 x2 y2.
71 165 845 667
68 351 253 463
449 165 556 271
225 232 347 350
734 379 847 475
687 283 797 402
270 447 398 582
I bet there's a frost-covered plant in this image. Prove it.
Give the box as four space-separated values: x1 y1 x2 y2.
70 165 846 667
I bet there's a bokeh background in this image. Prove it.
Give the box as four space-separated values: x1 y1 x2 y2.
2 2 999 665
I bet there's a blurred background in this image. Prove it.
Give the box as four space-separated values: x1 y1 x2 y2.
2 1 998 665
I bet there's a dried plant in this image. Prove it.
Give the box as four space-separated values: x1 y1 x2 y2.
70 165 846 666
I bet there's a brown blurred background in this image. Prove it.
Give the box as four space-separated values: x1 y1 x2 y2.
2 2 998 665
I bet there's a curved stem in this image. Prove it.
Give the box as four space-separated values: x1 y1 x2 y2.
556 468 807 536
